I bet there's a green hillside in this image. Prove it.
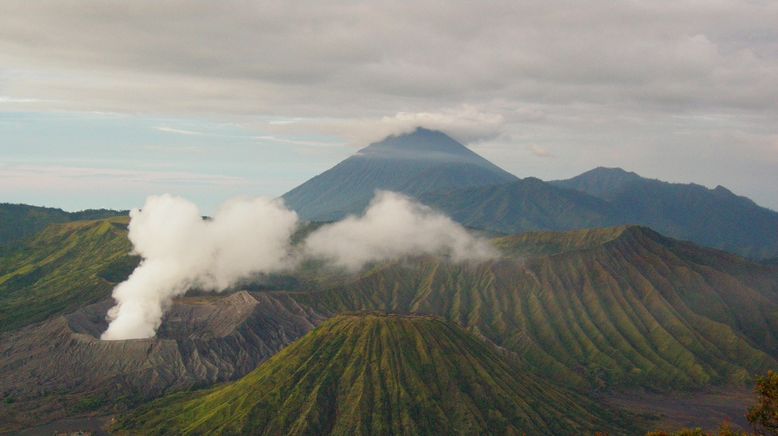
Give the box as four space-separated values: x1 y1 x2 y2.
116 314 636 435
0 203 125 247
3 219 775 393
0 217 137 331
292 226 778 390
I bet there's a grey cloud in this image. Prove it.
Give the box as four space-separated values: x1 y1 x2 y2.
2 0 777 115
528 144 553 158
267 105 506 146
1 0 778 208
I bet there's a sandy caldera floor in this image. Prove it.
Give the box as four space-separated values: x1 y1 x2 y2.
605 386 756 433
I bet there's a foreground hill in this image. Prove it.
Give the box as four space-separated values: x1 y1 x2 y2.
0 203 125 247
0 291 324 431
553 167 778 259
117 314 636 435
0 217 136 332
282 128 517 220
292 226 778 390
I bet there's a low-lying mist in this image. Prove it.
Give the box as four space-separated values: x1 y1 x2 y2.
101 191 496 340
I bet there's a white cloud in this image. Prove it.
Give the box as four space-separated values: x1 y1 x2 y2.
0 96 49 104
0 164 248 187
529 144 552 158
253 135 338 148
154 126 205 136
304 191 497 270
270 105 505 146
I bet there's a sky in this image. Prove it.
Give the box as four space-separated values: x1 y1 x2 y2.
1 0 777 212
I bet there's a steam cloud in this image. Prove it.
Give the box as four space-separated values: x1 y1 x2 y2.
304 191 496 270
102 191 495 340
100 195 299 340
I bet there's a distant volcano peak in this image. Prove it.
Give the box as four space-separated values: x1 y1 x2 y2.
357 127 483 162
282 128 517 221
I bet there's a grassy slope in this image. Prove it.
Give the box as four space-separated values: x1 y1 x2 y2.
116 314 636 435
292 226 778 390
0 203 125 247
0 217 137 331
2 220 775 392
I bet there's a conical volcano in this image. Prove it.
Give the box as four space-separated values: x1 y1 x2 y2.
117 314 634 435
282 128 517 220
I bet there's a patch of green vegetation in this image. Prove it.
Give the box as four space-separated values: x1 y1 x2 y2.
493 225 631 257
70 395 105 414
0 203 125 248
291 226 778 391
116 314 637 435
0 217 137 331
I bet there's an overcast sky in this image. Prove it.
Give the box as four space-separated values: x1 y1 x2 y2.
1 0 777 212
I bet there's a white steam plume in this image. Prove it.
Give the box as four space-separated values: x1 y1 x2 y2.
101 194 298 340
102 191 496 340
304 191 497 270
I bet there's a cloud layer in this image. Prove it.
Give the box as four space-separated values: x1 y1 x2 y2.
2 1 777 208
2 0 777 115
288 105 506 146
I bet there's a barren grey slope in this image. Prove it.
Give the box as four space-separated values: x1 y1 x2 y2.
0 291 324 432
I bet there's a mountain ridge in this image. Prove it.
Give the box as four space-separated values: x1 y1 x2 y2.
290 225 778 390
0 203 126 248
553 167 765 209
421 167 778 259
419 177 621 234
280 129 778 258
552 167 778 258
0 217 137 332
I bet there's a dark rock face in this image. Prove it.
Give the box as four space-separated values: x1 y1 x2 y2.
0 291 325 431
